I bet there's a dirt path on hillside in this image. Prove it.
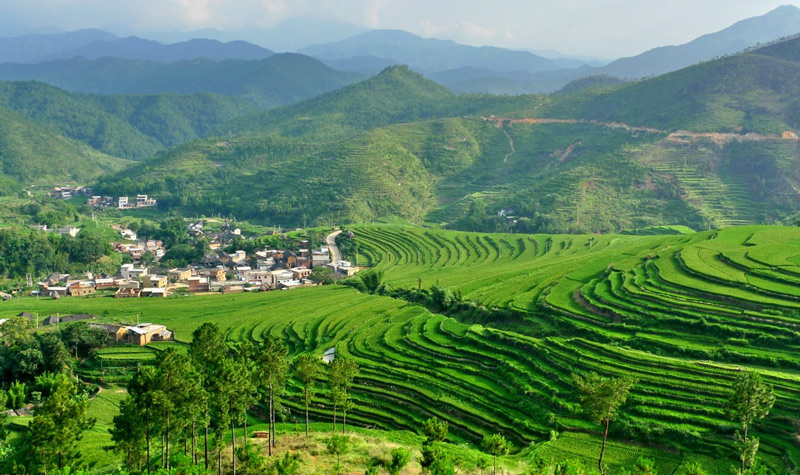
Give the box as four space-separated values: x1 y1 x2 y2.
502 128 516 163
485 116 665 134
484 116 798 145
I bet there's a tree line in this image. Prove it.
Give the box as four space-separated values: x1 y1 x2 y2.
111 323 358 475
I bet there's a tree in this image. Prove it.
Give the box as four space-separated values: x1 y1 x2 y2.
0 391 7 445
572 372 634 475
308 267 334 285
255 336 289 455
632 456 657 475
217 352 256 474
273 451 301 475
480 434 509 475
329 357 358 434
420 418 452 475
422 417 448 443
110 396 147 471
153 348 204 471
294 354 321 436
326 435 349 475
189 323 228 470
127 366 161 474
25 373 95 472
725 371 775 474
385 448 410 475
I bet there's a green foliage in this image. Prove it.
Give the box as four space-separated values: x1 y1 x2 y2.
632 457 656 475
273 451 301 475
24 373 95 473
725 372 775 433
294 354 322 434
726 371 775 473
481 434 510 475
0 227 116 281
422 418 449 443
573 372 635 426
327 435 349 475
234 442 269 475
309 267 334 285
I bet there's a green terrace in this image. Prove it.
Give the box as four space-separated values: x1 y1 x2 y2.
4 225 800 472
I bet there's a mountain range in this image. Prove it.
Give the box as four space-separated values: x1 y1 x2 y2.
1 9 800 232
0 54 363 108
2 5 799 99
90 36 800 231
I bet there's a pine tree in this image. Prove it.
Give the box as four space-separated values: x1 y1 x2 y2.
294 354 321 436
329 357 358 434
726 371 775 474
255 336 289 455
26 373 95 472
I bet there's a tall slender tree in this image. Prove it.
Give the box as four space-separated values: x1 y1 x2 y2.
294 354 322 436
480 434 510 475
329 357 358 434
154 348 204 471
189 323 228 471
26 373 95 473
110 396 147 471
128 365 162 474
573 372 634 475
255 336 289 455
726 371 775 474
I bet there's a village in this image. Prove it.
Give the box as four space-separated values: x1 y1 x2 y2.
35 220 359 299
47 186 158 209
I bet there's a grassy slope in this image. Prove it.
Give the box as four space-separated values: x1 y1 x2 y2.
8 225 800 472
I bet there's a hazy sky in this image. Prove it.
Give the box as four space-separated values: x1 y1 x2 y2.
1 0 799 57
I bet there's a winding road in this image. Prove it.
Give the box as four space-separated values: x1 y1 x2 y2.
326 229 342 263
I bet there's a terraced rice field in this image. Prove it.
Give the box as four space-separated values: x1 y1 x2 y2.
5 225 800 473
350 224 800 470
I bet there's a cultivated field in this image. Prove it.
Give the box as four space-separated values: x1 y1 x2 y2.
5 225 800 473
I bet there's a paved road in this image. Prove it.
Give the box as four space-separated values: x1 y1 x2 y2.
326 229 343 263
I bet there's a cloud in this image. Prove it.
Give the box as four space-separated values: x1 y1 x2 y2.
365 0 382 28
420 20 498 45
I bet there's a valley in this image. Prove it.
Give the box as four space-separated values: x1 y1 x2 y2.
1 6 800 475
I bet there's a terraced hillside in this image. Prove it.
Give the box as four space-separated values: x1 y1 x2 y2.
6 225 800 472
347 225 800 469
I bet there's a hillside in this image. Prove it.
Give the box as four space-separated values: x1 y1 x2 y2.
0 80 258 160
596 5 800 80
99 43 800 230
541 49 800 133
222 65 545 141
0 54 363 108
7 225 800 473
0 105 132 186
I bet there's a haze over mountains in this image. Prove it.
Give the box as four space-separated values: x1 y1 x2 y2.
0 5 797 98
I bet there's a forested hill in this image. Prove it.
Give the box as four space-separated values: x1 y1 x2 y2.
0 81 257 160
0 105 132 187
221 65 546 141
541 42 800 133
0 53 364 108
97 36 800 232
